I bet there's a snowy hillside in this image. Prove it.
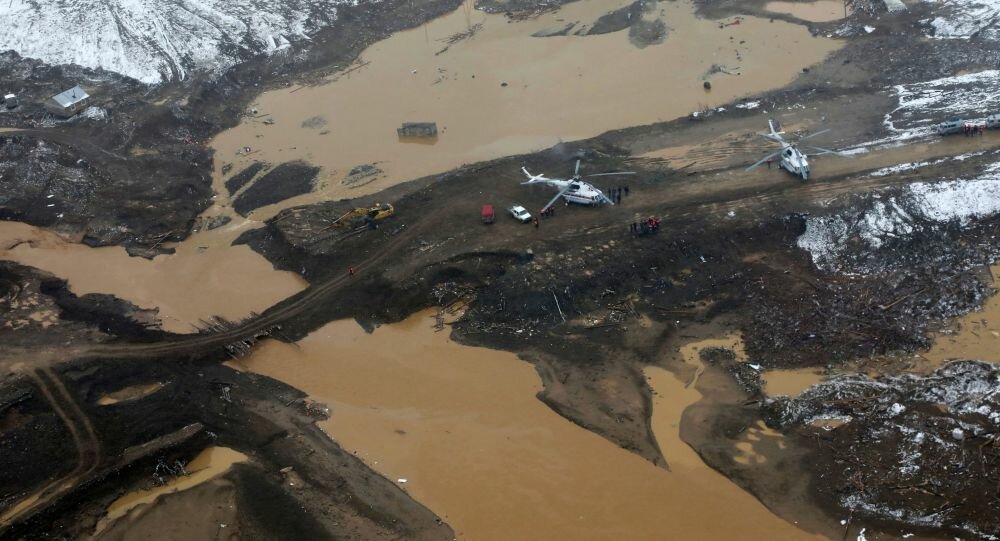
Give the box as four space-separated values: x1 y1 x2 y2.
925 0 1000 39
0 0 365 84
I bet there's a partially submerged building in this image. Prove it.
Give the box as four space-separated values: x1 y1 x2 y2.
397 122 438 138
47 85 90 117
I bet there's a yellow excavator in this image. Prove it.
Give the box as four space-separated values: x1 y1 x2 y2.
328 202 395 229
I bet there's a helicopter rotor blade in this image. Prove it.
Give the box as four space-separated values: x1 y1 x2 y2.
541 186 571 213
585 171 637 178
801 145 841 156
746 150 783 171
574 159 581 177
799 129 831 141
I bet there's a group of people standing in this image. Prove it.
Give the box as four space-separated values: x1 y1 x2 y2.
606 185 629 204
964 123 986 137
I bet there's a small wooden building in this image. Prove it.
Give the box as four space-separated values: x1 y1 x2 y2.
48 85 90 117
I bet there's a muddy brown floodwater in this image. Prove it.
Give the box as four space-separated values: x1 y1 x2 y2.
90 447 247 539
763 368 825 397
0 220 305 334
924 266 1000 366
0 0 841 336
765 1 848 22
242 311 821 540
212 0 840 216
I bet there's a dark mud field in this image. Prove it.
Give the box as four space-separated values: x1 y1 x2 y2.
4 0 1000 538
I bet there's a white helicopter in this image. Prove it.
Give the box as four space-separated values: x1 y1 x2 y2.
747 120 843 180
521 159 636 213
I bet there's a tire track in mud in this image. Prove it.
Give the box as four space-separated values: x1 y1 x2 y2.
0 368 101 532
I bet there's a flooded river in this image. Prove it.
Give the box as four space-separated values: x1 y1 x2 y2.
212 0 840 213
242 311 820 540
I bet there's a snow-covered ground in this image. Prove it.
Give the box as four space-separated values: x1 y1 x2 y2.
924 0 1000 39
885 70 1000 135
798 159 1000 271
835 70 1000 154
0 0 367 84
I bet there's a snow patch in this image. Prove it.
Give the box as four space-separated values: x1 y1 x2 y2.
798 165 1000 270
0 0 373 83
925 0 1000 39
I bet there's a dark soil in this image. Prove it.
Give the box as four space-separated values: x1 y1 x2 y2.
588 1 643 35
0 356 454 540
225 161 270 196
762 361 1000 539
232 161 320 217
0 133 213 248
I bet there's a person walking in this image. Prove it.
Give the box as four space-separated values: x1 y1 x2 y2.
624 185 629 196
533 217 539 229
348 266 355 277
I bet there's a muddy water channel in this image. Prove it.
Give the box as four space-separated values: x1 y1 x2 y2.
0 221 305 334
213 0 840 209
242 312 820 540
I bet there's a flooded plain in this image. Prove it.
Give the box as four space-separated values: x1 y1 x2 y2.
925 266 1000 365
0 0 841 336
0 221 305 334
212 0 840 213
242 312 820 540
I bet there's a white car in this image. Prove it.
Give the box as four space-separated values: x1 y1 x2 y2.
508 205 532 223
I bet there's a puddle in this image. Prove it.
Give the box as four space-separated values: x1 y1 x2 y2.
96 383 165 406
765 1 849 22
242 311 818 540
763 368 824 396
92 477 239 541
92 446 247 536
0 221 305 334
925 266 1000 366
211 0 840 218
808 416 851 430
675 334 745 387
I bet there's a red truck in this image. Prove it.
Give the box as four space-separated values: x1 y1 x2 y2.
481 204 495 225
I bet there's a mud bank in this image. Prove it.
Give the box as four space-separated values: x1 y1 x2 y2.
242 311 819 540
0 355 454 540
